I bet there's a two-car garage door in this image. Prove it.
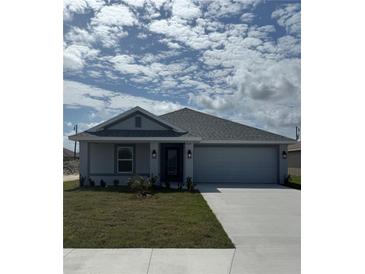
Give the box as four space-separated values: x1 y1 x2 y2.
193 145 278 184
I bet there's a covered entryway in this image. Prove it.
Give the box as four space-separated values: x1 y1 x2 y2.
193 145 278 184
160 143 184 183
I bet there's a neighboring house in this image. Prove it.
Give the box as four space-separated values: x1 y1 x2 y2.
69 106 295 185
63 148 78 161
288 141 301 176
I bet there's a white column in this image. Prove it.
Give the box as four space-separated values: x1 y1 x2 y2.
184 142 194 182
79 141 88 180
150 142 159 179
278 144 288 184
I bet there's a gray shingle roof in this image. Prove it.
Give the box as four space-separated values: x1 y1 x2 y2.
160 108 294 143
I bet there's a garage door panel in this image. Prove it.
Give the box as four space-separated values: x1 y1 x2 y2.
194 146 278 184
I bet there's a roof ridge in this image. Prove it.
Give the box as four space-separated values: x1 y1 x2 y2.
166 107 292 140
159 107 188 117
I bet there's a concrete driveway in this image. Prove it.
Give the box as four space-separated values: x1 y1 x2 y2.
199 184 301 274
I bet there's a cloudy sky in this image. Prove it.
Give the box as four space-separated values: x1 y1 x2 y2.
64 0 301 149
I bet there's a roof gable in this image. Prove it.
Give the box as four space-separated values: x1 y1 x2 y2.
87 106 186 133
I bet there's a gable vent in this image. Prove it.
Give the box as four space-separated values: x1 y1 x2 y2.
135 116 142 128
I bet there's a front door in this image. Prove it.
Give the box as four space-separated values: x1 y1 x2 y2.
161 144 183 183
166 148 178 179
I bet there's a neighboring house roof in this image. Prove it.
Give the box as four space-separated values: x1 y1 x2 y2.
160 108 294 143
64 148 78 158
288 141 301 151
69 106 295 144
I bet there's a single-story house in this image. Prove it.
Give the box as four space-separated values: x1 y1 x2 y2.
288 141 301 176
69 106 296 186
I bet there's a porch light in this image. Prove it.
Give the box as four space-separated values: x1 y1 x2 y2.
282 151 287 159
152 149 157 159
187 149 192 159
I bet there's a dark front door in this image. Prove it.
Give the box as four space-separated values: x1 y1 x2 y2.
161 144 183 183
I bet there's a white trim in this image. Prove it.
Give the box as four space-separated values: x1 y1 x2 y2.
87 106 186 133
69 135 202 142
117 146 133 173
69 135 294 144
199 140 296 145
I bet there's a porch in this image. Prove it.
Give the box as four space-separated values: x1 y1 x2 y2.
79 141 194 186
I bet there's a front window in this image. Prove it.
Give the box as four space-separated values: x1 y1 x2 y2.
117 146 133 173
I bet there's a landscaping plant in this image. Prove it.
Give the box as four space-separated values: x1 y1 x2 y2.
113 179 119 187
186 177 196 192
79 176 85 187
150 175 158 188
127 175 152 197
100 179 106 188
88 178 95 187
177 180 184 191
164 180 170 190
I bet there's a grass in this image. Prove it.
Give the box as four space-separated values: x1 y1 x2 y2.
289 175 301 185
284 175 301 190
64 180 234 248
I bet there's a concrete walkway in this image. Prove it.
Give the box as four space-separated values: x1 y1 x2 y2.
199 184 301 274
63 174 79 182
64 248 235 274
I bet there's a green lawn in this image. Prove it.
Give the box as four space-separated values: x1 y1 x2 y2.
64 181 234 248
289 175 301 185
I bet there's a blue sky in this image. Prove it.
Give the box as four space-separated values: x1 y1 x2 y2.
64 0 301 149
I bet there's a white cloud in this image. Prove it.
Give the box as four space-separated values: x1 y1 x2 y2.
149 18 213 50
272 3 301 36
63 80 184 122
88 4 138 48
91 4 137 27
240 12 255 23
63 44 99 72
107 54 189 87
109 54 156 77
172 0 201 20
187 15 300 136
190 55 301 136
277 35 300 57
122 0 146 8
64 27 96 46
63 0 105 21
203 0 260 18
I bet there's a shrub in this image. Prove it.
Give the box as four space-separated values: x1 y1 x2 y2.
88 178 95 187
79 176 85 187
186 177 196 192
165 180 170 190
127 175 152 197
177 180 184 191
100 179 106 188
150 175 158 187
113 179 119 187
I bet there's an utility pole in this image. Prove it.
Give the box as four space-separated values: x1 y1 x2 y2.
73 124 78 159
296 126 301 141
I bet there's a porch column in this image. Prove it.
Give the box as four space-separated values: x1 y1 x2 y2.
79 141 89 183
184 142 194 183
278 144 288 184
150 142 159 179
